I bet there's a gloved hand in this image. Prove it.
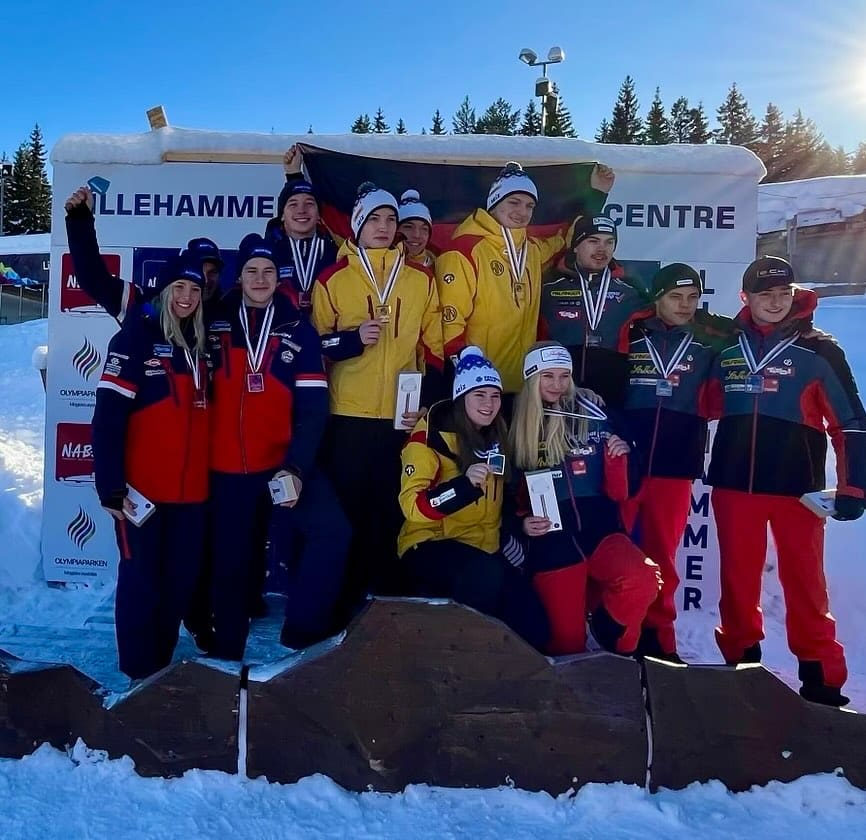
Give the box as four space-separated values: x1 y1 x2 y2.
832 494 865 522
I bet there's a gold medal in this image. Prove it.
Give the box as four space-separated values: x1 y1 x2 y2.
376 304 392 323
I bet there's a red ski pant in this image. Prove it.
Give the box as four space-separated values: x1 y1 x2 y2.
621 476 693 654
532 533 661 655
711 488 847 688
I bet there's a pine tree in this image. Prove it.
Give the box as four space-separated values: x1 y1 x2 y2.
307 124 314 134
0 152 10 235
351 113 372 133
669 96 691 143
25 124 51 233
645 88 672 144
607 76 644 143
372 107 390 133
687 102 712 143
452 96 476 134
475 98 520 135
519 100 542 136
757 103 785 179
396 118 408 135
771 110 825 181
852 142 866 175
4 143 31 235
595 118 610 143
715 83 758 148
430 109 446 135
545 83 576 137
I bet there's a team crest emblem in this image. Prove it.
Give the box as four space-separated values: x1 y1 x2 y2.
405 465 415 476
491 260 505 276
443 273 455 284
442 305 458 323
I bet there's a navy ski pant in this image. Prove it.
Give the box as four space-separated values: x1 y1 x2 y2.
113 503 206 679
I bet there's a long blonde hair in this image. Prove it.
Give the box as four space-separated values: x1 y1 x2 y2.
510 341 588 469
158 284 206 354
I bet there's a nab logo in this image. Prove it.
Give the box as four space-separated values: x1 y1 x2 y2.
55 422 95 483
67 506 96 550
72 337 102 381
60 253 120 314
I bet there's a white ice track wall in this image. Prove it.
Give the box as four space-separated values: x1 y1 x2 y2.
44 130 762 630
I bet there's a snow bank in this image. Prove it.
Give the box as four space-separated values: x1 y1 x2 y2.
0 234 51 254
0 743 864 840
50 127 766 177
758 175 866 233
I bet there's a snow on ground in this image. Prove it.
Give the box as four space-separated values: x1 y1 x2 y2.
2 743 866 840
3 315 866 835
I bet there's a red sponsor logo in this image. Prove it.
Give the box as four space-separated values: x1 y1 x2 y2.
60 253 120 313
55 422 95 483
555 309 582 320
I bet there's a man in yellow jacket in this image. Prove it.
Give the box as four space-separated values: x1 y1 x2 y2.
312 181 445 613
436 161 614 396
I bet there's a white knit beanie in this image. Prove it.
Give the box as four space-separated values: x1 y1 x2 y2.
351 182 399 240
487 161 538 211
398 189 432 228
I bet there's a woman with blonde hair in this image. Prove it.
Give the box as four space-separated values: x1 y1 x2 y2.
509 341 661 656
93 253 211 679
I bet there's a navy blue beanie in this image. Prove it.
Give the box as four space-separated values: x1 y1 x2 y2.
147 251 206 300
278 179 319 218
187 236 223 268
236 233 277 280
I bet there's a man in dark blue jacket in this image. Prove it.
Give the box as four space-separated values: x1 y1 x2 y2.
621 263 717 661
707 256 866 707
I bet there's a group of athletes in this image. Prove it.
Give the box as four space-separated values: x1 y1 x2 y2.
63 145 866 707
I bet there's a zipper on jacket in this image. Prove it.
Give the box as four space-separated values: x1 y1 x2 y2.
646 333 668 476
748 395 759 494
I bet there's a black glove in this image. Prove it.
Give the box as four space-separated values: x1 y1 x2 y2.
832 494 865 522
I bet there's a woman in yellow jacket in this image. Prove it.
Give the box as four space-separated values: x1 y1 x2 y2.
436 161 614 397
312 182 445 611
399 346 550 649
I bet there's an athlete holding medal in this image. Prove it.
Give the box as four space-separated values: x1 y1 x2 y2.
313 182 445 610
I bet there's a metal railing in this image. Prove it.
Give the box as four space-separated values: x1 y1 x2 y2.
0 283 47 325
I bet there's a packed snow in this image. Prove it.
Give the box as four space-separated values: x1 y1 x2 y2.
50 126 765 176
758 175 866 233
2 313 866 836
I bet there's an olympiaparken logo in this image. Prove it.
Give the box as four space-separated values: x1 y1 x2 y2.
72 337 102 381
67 506 96 551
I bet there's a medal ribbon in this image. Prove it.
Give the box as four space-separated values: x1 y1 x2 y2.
183 348 201 392
357 245 403 306
288 235 322 293
501 226 528 288
644 332 693 380
579 269 611 332
543 394 608 422
738 332 798 375
239 302 274 374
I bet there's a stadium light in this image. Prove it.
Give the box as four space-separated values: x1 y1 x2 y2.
517 47 565 134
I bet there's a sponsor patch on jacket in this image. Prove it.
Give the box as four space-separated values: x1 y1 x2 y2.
405 465 415 476
210 320 232 332
322 337 340 348
430 488 457 507
144 358 161 367
145 368 167 376
153 344 173 357
630 352 652 361
282 338 302 351
109 353 129 361
605 291 625 302
550 289 582 298
443 273 455 284
721 357 747 367
281 350 295 363
556 309 581 320
764 365 794 376
442 305 458 323
104 363 121 376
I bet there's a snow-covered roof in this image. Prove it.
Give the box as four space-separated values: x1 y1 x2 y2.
0 233 51 253
51 126 766 177
758 175 866 234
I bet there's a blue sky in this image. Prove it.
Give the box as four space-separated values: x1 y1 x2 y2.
7 0 866 162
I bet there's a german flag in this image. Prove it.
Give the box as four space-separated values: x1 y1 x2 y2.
298 145 601 251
